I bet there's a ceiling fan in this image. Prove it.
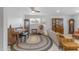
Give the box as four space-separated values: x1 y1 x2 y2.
30 7 40 13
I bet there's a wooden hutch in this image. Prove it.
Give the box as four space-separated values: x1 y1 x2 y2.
52 18 64 34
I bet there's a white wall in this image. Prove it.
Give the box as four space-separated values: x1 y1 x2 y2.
8 16 24 27
5 7 30 28
0 8 4 50
3 8 8 50
70 14 79 31
74 15 79 31
63 16 72 34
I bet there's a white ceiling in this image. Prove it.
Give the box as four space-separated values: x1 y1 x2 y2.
5 7 79 16
38 7 79 16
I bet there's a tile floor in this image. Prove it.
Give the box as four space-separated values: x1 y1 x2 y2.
48 43 61 51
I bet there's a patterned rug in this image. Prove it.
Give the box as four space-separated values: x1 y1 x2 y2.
12 35 53 51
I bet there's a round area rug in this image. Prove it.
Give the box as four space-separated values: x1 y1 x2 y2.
12 35 53 51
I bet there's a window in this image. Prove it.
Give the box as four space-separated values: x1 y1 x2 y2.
30 18 41 24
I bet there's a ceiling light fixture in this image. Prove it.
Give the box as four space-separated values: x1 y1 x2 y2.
32 10 35 13
56 10 60 13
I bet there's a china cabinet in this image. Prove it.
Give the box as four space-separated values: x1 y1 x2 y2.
52 18 64 34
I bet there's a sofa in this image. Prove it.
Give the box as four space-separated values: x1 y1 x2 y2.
47 29 79 51
57 34 79 50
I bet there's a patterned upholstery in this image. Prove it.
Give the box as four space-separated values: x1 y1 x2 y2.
47 29 59 46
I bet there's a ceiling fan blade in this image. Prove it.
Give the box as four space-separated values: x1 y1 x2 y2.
34 10 40 12
30 7 40 13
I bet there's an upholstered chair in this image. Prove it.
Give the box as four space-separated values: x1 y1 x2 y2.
8 28 18 46
37 25 44 35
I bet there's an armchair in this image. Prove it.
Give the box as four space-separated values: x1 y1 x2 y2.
37 25 44 35
8 28 18 46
